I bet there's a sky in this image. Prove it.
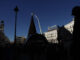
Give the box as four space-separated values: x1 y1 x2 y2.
0 0 80 42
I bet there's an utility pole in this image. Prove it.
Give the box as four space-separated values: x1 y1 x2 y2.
14 6 19 44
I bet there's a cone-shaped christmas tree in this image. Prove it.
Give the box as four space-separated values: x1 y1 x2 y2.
27 13 37 38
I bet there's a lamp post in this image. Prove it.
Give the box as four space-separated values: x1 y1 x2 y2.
14 6 19 44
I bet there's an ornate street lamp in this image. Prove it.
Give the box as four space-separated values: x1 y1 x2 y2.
14 6 19 43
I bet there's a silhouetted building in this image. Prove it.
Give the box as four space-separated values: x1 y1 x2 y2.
0 21 10 47
0 20 4 32
58 26 72 46
0 31 10 47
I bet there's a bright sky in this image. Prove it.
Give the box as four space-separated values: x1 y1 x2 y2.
0 0 80 42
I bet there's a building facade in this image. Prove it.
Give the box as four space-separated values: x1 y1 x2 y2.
44 19 74 43
64 19 74 34
16 36 26 44
44 25 59 43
